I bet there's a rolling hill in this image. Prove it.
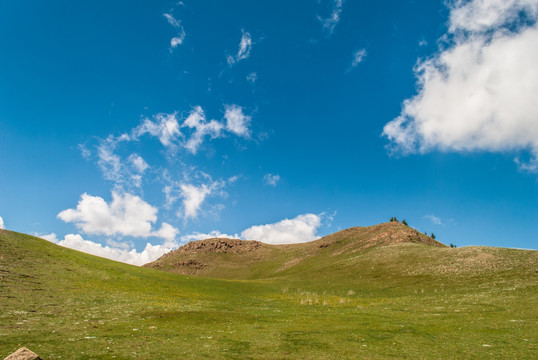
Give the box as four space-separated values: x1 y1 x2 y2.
1 224 537 359
144 222 447 279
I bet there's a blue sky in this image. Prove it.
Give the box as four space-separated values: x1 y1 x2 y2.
1 0 537 264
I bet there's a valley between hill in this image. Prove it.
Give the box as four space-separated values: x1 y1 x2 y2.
0 223 536 359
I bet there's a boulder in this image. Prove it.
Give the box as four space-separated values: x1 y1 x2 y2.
4 347 42 360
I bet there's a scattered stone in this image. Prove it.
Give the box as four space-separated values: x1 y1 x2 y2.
4 347 42 360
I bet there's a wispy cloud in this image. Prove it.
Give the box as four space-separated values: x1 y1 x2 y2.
383 0 538 172
224 104 251 138
133 106 252 155
182 106 224 154
227 30 253 66
318 0 344 34
78 143 91 159
163 170 228 221
163 13 185 50
350 48 367 68
128 154 149 173
134 112 182 149
424 214 443 226
246 72 257 83
96 135 147 191
263 173 280 186
0 216 5 229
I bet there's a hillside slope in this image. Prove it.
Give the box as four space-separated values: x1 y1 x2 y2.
144 222 447 279
1 227 536 359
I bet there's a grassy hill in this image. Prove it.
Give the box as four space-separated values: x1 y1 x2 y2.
1 225 537 359
144 222 447 279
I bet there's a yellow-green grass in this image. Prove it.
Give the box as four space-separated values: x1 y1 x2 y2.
1 227 536 359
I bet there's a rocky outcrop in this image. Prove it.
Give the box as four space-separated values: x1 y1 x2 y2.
161 238 263 257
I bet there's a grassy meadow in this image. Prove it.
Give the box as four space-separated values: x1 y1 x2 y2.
0 227 536 359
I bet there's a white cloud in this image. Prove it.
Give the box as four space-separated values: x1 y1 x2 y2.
97 136 125 185
318 0 343 34
179 230 238 243
246 72 257 83
78 144 91 159
164 13 186 49
449 0 538 33
122 106 252 156
163 13 180 28
0 216 4 229
383 0 538 171
41 233 176 266
182 106 224 154
350 48 367 68
40 212 326 264
264 173 280 186
57 192 178 242
135 112 182 148
96 136 150 190
227 30 252 66
424 214 443 226
39 233 58 242
179 180 224 219
170 35 185 48
128 154 149 173
241 214 322 244
224 105 251 137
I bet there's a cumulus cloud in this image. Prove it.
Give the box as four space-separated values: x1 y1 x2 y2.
40 212 326 264
0 216 5 229
227 30 252 66
318 0 343 34
41 233 176 266
383 0 538 171
224 105 251 137
178 180 226 219
179 231 238 243
424 214 443 226
350 48 367 68
241 214 322 244
57 192 178 242
264 173 280 186
179 183 213 219
164 13 186 50
449 0 538 33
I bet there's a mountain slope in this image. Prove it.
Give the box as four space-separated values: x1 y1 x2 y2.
144 222 446 279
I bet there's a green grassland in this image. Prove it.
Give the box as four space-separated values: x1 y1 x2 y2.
1 224 537 359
